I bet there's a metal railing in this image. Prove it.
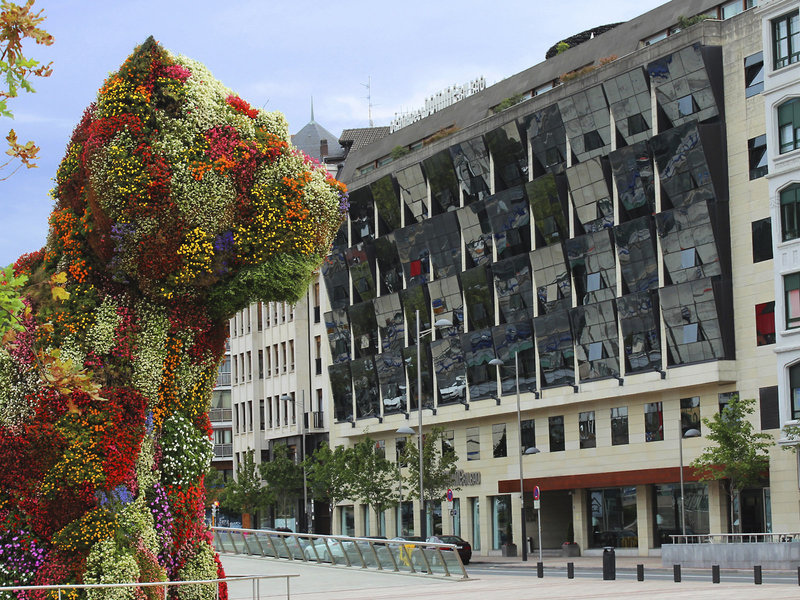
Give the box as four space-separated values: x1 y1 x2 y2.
212 527 468 579
670 532 800 544
213 443 233 458
0 574 299 600
209 407 232 422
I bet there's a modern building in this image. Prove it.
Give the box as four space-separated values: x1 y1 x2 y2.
323 0 796 557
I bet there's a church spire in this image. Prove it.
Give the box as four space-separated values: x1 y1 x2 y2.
310 96 314 123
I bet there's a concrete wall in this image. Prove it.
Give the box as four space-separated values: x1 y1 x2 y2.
662 542 800 569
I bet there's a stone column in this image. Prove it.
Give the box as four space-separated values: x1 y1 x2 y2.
636 484 654 556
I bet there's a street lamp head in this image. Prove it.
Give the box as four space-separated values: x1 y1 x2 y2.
434 318 453 328
489 358 504 367
683 428 701 439
523 447 541 455
396 426 416 435
280 394 293 402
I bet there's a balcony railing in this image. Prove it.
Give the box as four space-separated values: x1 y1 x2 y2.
210 408 233 423
214 443 233 458
216 373 231 386
311 411 324 429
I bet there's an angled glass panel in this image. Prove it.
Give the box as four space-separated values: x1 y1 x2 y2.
403 343 435 410
428 275 465 334
616 291 661 373
569 300 619 381
603 67 652 145
431 336 467 406
400 285 431 344
331 223 348 253
461 328 496 401
485 186 531 260
349 186 375 244
527 174 568 245
395 222 430 287
457 199 493 267
566 157 613 232
650 122 717 210
328 362 353 423
423 149 460 214
566 229 616 305
376 350 406 415
461 265 494 330
526 104 567 172
321 248 350 310
614 216 658 294
558 85 610 162
450 136 491 204
655 199 721 284
530 244 572 314
609 141 655 221
374 234 404 295
374 293 405 353
484 121 528 191
324 308 351 363
370 175 402 233
396 162 428 222
659 278 727 365
348 300 378 358
493 254 534 323
534 310 575 388
351 357 379 419
426 212 462 278
491 320 536 395
347 242 377 302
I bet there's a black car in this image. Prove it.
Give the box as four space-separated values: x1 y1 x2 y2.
426 535 472 564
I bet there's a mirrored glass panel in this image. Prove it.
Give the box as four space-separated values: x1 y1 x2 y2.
461 328 496 401
462 265 494 330
328 362 353 423
570 300 619 381
395 222 430 287
400 285 431 344
450 136 491 204
404 343 435 410
423 149 460 214
527 174 568 245
614 216 658 294
493 254 534 323
566 229 616 305
370 175 402 234
616 291 661 373
609 141 655 221
603 67 652 145
349 186 375 244
426 212 462 278
351 357 379 419
534 310 575 388
324 308 351 363
526 104 567 174
491 320 536 395
321 249 349 310
655 199 721 284
347 242 376 302
530 243 572 314
650 122 717 210
566 157 613 232
374 293 405 353
376 350 406 416
348 300 378 358
374 234 404 295
558 85 611 162
431 336 467 406
485 186 531 260
484 121 528 191
395 162 428 222
428 275 465 334
458 199 493 267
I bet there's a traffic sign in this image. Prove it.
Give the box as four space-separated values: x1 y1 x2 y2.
533 485 540 501
533 499 540 510
446 488 453 501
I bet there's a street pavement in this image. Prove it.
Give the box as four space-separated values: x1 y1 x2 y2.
219 552 800 599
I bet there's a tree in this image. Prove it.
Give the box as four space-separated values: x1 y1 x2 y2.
223 450 269 525
304 443 352 520
400 426 460 503
690 395 773 532
348 438 398 535
260 444 303 527
203 465 227 508
1 0 54 178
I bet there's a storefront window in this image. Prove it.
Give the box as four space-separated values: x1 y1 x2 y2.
653 483 709 546
399 501 415 537
452 498 461 536
588 487 638 548
491 495 512 549
425 500 443 536
341 506 355 537
471 497 481 551
362 505 370 537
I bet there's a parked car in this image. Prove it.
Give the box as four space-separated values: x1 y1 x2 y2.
426 535 472 564
440 375 467 401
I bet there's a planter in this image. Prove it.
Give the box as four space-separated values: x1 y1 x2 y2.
501 543 518 557
562 542 580 557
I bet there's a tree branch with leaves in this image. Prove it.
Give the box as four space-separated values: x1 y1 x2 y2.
400 426 460 503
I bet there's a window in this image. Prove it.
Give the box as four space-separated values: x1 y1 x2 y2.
492 423 507 458
682 323 699 344
583 130 604 152
579 411 596 449
521 419 536 453
258 349 264 379
395 437 407 466
586 272 602 292
719 391 738 413
281 342 287 373
627 114 649 136
680 397 701 436
259 399 265 431
257 302 263 331
466 427 480 461
548 416 565 452
751 218 773 263
748 135 768 180
644 402 663 442
790 364 800 419
785 272 800 329
680 248 697 269
611 407 629 445
246 351 252 380
374 439 386 459
677 94 698 117
289 340 295 372
780 183 800 240
759 386 779 430
247 400 253 432
756 302 776 346
721 0 743 19
772 10 800 69
643 31 668 46
744 52 764 98
778 98 800 154
442 430 455 455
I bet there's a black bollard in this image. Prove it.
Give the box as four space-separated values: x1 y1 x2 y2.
712 564 720 584
602 546 616 580
537 561 544 578
797 566 800 586
637 564 644 581
673 564 681 582
567 562 574 579
754 565 762 585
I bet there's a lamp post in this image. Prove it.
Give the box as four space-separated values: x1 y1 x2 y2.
397 310 451 541
678 420 701 536
281 392 309 533
489 353 540 562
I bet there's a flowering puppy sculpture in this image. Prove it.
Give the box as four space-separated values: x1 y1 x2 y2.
0 38 346 595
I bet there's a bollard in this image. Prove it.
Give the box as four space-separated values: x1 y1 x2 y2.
537 561 544 578
673 564 681 583
567 562 574 579
602 546 615 581
637 564 644 582
712 564 720 584
797 566 800 586
754 565 762 585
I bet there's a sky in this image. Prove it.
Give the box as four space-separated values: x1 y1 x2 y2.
0 0 669 266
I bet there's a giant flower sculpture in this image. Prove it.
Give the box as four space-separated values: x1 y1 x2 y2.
0 37 346 596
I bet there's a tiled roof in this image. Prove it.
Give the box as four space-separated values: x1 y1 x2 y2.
339 127 391 152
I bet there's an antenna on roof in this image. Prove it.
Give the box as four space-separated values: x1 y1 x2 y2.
362 76 374 127
310 96 314 122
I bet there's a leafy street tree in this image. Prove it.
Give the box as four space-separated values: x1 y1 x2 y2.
304 443 352 523
348 438 398 535
223 450 269 527
1 0 54 178
690 395 773 532
260 444 303 527
203 464 227 508
400 426 460 503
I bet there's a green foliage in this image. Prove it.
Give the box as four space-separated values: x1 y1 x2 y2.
492 94 524 114
260 444 303 519
677 14 712 30
203 465 227 508
222 450 269 517
556 41 570 55
304 442 352 510
0 264 27 338
400 426 460 502
781 423 800 453
348 438 398 516
390 145 410 159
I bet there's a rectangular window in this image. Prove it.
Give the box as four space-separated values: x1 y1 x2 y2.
719 391 738 413
759 386 779 430
785 272 800 329
781 184 800 241
790 364 800 419
247 400 253 432
466 427 480 461
521 419 536 453
744 52 764 98
274 345 279 375
281 342 287 373
583 130 604 152
395 437 407 466
233 402 238 433
258 349 264 379
268 397 273 428
677 94 698 117
257 302 263 331
289 340 295 372
549 416 565 452
246 308 251 333
579 411 596 449
779 99 800 154
644 402 663 442
374 439 386 459
492 423 507 458
680 396 701 436
756 302 776 346
627 113 649 135
259 399 265 431
442 430 455 456
751 218 773 263
773 10 800 69
721 0 743 19
611 407 629 445
683 323 699 344
748 135 768 179
246 351 252 380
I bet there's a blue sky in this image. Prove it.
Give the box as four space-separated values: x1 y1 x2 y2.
1 0 667 265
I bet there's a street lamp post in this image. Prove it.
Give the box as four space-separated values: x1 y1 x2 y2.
678 419 701 536
489 354 540 562
281 393 309 533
